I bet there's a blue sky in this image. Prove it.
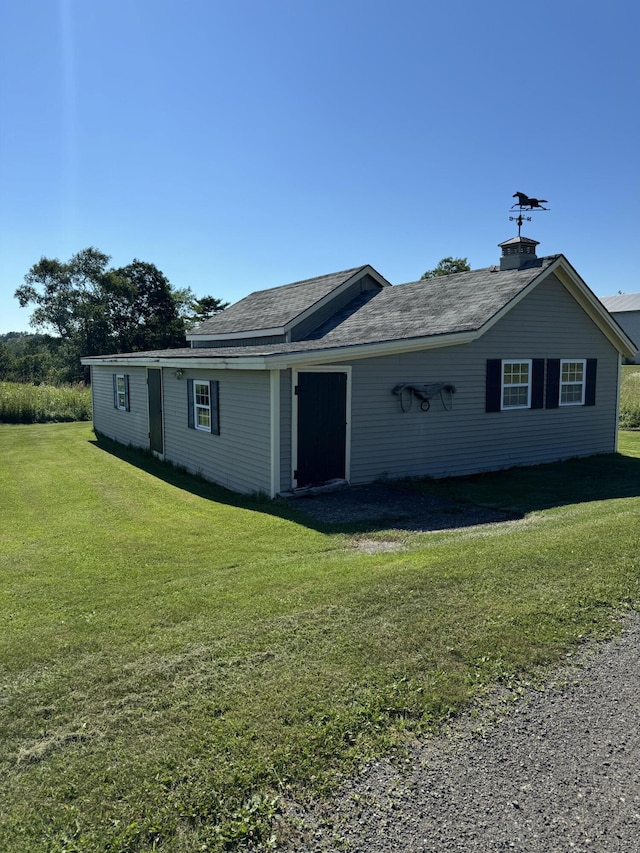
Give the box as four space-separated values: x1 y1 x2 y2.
1 0 638 334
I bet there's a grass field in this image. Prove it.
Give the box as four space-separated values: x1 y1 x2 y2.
1 424 639 852
0 381 92 423
620 364 640 428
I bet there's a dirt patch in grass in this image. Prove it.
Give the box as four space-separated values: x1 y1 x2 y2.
289 482 516 531
351 539 406 554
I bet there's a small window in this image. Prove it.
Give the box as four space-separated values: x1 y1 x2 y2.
113 374 130 411
501 360 531 410
559 359 586 406
187 378 220 434
194 380 211 430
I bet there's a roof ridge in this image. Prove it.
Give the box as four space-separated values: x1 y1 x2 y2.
394 255 561 287
246 265 367 296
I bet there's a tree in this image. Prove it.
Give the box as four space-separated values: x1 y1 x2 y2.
0 342 14 379
14 248 227 382
15 248 111 340
185 295 229 328
421 257 470 280
108 260 187 352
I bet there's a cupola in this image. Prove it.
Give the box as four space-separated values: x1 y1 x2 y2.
498 235 541 271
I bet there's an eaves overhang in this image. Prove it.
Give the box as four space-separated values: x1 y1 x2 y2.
261 331 478 368
82 329 479 372
81 354 271 370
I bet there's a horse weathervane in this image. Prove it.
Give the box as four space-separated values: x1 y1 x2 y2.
509 191 550 236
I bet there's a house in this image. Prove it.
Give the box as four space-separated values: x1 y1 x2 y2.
82 236 637 498
598 293 640 364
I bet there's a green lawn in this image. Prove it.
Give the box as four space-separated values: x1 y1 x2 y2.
1 424 639 852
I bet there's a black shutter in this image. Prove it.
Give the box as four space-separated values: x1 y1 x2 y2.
546 359 560 409
531 359 545 409
187 378 194 429
585 359 597 406
210 380 220 435
113 374 118 409
124 374 130 412
486 359 502 412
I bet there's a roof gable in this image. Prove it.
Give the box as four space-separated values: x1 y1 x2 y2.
308 261 555 347
187 265 390 341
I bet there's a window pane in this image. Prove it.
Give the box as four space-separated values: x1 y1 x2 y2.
503 386 529 407
195 383 210 406
561 384 583 404
562 362 584 383
504 362 529 385
197 408 211 428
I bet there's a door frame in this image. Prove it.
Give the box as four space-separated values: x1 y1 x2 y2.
146 367 165 457
291 365 351 490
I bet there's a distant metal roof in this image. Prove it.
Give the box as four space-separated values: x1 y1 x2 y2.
599 293 640 312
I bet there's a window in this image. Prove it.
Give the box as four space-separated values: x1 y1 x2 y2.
487 358 597 413
559 359 586 406
501 359 531 409
546 359 597 408
187 378 220 434
113 373 130 411
194 381 211 430
486 359 544 412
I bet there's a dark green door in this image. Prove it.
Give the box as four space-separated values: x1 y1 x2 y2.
148 369 163 454
296 371 347 487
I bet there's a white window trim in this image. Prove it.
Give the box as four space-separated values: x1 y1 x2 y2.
501 359 532 410
193 380 211 431
115 374 127 411
559 358 587 406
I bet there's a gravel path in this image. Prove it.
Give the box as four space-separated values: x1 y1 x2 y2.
289 482 516 531
284 612 640 852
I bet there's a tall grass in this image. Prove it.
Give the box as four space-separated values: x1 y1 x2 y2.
0 381 92 423
619 365 640 429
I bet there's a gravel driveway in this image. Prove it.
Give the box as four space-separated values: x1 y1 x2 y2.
284 611 640 852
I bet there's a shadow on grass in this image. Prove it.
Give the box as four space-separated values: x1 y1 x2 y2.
90 433 640 535
417 450 640 515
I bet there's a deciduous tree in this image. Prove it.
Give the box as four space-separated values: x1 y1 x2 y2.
14 248 225 382
421 257 470 279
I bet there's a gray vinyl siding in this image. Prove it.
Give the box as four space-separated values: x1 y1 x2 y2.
609 312 640 363
333 275 620 483
162 368 271 495
191 334 286 348
290 274 382 341
90 366 149 448
279 369 292 491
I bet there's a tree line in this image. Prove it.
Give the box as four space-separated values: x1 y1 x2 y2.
3 248 227 384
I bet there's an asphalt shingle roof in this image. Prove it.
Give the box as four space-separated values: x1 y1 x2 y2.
190 266 368 335
100 257 560 361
